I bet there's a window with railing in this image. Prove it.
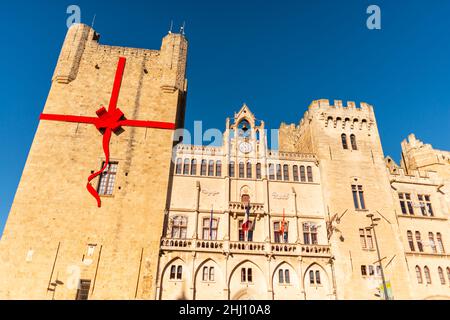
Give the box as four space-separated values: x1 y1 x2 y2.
202 218 218 240
274 221 288 243
303 223 318 245
171 216 188 239
238 219 253 242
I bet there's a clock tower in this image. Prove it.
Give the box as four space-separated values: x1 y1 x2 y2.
0 24 188 299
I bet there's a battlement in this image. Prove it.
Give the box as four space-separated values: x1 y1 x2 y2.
308 99 374 113
53 23 187 91
388 166 441 185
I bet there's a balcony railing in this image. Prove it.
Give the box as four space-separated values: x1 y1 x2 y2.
160 238 331 258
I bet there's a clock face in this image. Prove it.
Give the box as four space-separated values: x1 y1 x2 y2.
239 142 253 154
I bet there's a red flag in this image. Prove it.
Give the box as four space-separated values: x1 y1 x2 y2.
242 205 251 232
280 209 286 243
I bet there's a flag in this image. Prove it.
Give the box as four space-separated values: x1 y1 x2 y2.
242 205 251 233
210 206 214 240
280 209 286 243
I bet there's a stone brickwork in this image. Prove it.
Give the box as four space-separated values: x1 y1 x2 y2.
0 24 188 300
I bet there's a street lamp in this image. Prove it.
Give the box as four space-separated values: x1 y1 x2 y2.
366 213 390 300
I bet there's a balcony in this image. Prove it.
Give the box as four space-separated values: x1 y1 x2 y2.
160 238 331 258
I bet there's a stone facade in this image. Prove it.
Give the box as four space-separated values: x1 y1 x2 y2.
1 25 449 300
0 24 188 299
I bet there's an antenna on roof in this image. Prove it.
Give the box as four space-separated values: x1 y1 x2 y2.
91 14 97 28
180 21 186 35
169 20 173 34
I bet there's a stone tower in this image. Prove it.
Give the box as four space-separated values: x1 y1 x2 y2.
279 99 412 299
0 24 188 299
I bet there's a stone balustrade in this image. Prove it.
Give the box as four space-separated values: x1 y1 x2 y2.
160 238 331 258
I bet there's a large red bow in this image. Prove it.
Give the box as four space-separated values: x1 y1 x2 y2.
40 57 176 207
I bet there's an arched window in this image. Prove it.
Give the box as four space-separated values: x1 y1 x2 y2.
246 162 252 179
438 267 446 285
437 233 445 253
256 163 262 179
309 270 315 284
307 166 313 182
202 266 208 281
407 231 415 251
315 271 321 284
341 134 348 150
350 134 357 150
293 165 299 182
424 266 432 284
239 162 245 178
191 159 197 175
201 160 207 176
255 130 260 141
170 265 177 280
238 119 251 138
177 266 183 280
300 166 306 182
209 267 215 281
269 164 275 180
229 161 235 177
215 161 222 177
283 165 289 181
278 269 284 284
416 266 423 284
183 159 190 175
241 268 246 282
447 267 450 284
276 164 282 181
429 232 437 253
416 231 424 252
208 160 215 176
285 270 290 284
176 158 182 175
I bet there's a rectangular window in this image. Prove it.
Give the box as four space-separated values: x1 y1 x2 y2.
366 228 373 249
368 265 375 276
229 162 235 178
97 162 118 196
303 223 318 245
256 163 262 179
293 166 299 182
75 280 91 300
239 163 245 178
238 219 253 242
276 165 282 181
202 218 218 240
398 193 414 215
361 265 367 276
359 229 367 249
274 221 289 243
352 185 366 210
171 217 188 239
283 165 289 181
418 195 434 217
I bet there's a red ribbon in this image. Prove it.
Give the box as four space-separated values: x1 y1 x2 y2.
40 57 176 207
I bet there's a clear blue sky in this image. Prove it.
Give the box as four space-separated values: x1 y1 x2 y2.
0 0 449 234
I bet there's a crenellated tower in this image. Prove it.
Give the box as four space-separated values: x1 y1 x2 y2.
279 99 412 299
0 24 188 300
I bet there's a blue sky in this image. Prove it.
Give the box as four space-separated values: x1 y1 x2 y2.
0 0 449 234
